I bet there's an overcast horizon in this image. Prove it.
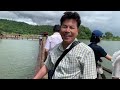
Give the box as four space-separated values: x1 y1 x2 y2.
0 11 120 36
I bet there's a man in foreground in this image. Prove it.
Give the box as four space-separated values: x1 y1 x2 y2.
33 11 97 79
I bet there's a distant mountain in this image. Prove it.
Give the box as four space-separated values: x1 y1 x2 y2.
0 19 93 39
0 19 53 35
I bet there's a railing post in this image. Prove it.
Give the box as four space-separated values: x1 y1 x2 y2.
35 35 47 75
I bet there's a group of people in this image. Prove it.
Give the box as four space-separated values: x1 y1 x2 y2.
33 11 120 79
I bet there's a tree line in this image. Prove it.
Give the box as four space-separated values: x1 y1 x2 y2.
0 19 120 40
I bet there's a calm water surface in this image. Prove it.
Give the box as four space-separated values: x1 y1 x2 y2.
0 39 119 79
0 39 39 79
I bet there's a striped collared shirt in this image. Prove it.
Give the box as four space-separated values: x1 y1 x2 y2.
44 40 97 79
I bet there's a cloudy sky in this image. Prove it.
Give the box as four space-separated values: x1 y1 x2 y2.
0 11 119 36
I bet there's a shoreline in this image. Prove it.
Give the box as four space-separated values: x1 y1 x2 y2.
1 34 120 41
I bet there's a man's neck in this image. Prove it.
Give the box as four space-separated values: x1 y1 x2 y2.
62 42 70 50
62 40 75 50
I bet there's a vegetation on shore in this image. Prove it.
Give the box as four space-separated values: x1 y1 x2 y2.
0 19 120 40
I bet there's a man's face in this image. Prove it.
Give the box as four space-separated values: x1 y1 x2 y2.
60 19 79 44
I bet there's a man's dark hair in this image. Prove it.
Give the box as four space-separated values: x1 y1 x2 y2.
90 33 100 43
53 25 60 32
60 11 81 28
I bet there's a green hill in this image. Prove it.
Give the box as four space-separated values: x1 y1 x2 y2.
0 19 93 39
0 19 53 35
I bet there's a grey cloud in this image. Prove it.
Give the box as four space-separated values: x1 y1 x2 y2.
0 11 120 36
0 11 18 19
10 11 64 25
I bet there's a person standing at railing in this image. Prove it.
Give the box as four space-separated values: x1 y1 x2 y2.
112 50 120 79
39 35 43 45
44 25 63 79
88 30 112 79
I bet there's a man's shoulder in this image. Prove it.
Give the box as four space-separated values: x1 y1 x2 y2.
47 35 55 41
49 43 61 52
89 43 103 50
50 33 61 39
78 42 93 52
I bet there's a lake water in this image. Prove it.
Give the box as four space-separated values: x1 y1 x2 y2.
0 39 119 79
0 39 39 79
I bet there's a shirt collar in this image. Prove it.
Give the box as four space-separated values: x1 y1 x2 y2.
53 32 60 35
58 38 78 52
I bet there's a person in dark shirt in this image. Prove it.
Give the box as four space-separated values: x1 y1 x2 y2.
88 30 112 79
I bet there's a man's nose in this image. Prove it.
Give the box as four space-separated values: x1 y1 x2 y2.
65 27 70 32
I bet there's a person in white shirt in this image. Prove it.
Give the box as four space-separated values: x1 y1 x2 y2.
44 25 63 60
44 25 63 79
45 25 62 50
112 50 120 79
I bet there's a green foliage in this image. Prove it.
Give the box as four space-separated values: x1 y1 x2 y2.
105 32 113 39
78 25 92 39
0 19 53 35
0 30 2 34
0 28 3 35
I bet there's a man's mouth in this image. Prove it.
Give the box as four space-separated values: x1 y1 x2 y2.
64 35 71 39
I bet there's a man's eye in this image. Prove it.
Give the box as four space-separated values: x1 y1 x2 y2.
62 26 67 28
70 27 75 29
